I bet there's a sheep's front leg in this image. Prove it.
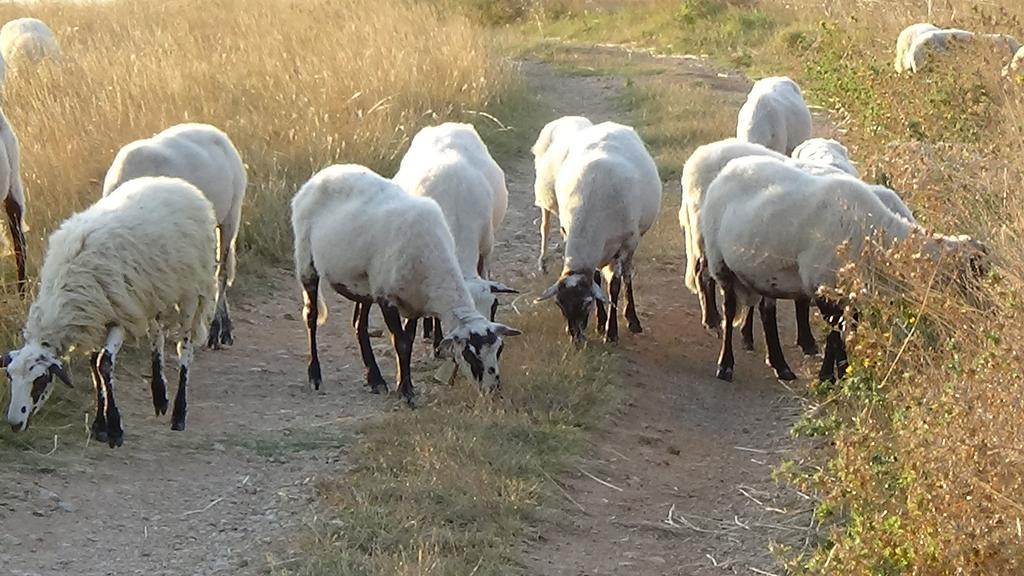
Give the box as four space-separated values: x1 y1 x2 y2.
606 274 622 343
353 301 388 393
170 338 194 431
302 274 323 391
815 298 845 383
150 322 168 416
594 271 608 336
379 301 417 407
759 298 796 381
794 298 819 356
422 316 434 340
538 209 551 273
3 195 25 295
96 326 125 448
741 303 757 351
431 318 443 358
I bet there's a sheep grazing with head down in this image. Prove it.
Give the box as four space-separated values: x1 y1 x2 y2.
531 115 594 272
894 23 940 73
792 138 859 178
536 121 661 344
0 107 27 293
736 76 812 155
0 18 59 68
701 156 984 383
3 177 218 448
291 164 521 405
393 122 518 353
103 123 247 349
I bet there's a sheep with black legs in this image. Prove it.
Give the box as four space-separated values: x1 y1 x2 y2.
736 76 812 155
393 122 517 353
531 115 594 272
536 122 661 344
3 177 217 448
0 107 27 293
291 164 520 405
103 123 246 349
700 156 984 383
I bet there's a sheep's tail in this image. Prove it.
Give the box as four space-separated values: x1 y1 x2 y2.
681 208 701 294
531 120 558 157
292 223 328 327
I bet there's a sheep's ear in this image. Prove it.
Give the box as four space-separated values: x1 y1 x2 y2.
49 362 72 388
591 282 610 304
489 281 519 294
0 351 12 368
492 323 522 337
535 283 559 303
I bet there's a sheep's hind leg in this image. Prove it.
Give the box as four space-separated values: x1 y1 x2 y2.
170 338 194 431
97 326 126 448
538 209 550 273
716 283 738 382
354 301 388 394
150 322 168 416
606 274 622 343
302 274 324 391
759 298 796 381
794 298 819 356
89 351 107 443
741 303 757 351
379 301 417 408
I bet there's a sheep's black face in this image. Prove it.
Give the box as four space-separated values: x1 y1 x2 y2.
537 272 609 344
440 321 522 393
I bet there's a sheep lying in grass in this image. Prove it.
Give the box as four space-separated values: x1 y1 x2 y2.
0 107 27 293
393 122 518 353
103 123 247 349
3 177 217 447
537 122 661 344
291 164 521 405
532 116 594 272
701 156 984 383
0 18 59 67
894 23 940 73
736 76 812 155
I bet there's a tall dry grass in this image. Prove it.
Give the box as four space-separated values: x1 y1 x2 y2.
0 0 510 442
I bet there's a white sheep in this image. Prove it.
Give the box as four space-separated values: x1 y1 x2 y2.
894 23 940 73
0 107 27 293
792 137 859 177
1003 46 1024 78
536 122 661 343
701 155 983 382
103 123 246 349
291 164 521 404
531 116 594 272
0 18 59 67
3 177 218 448
393 123 517 351
736 76 812 155
904 28 976 74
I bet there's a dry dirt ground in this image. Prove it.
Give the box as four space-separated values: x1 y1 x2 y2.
0 49 825 576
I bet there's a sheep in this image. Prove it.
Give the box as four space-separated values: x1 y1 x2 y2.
701 156 983 382
1003 46 1024 78
0 107 27 293
393 122 518 353
291 164 521 405
102 123 246 349
895 23 940 73
792 137 859 178
536 122 661 344
0 18 59 67
736 76 812 155
904 28 978 74
3 177 218 448
531 116 594 272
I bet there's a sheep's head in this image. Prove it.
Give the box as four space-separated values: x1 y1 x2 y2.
536 270 609 344
3 342 72 432
439 318 521 393
465 278 519 321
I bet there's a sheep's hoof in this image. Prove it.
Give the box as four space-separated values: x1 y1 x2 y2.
775 368 797 381
604 332 618 344
799 342 820 356
91 419 108 443
741 339 755 352
368 381 389 395
219 328 234 347
628 320 643 334
716 365 734 382
106 417 124 448
170 419 186 432
404 394 417 409
537 258 547 274
153 397 168 417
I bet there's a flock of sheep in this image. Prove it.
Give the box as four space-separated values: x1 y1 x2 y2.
0 18 992 449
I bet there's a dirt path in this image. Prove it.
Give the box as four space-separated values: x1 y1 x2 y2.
0 49 817 576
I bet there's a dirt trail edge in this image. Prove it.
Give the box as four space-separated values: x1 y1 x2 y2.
0 52 814 576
